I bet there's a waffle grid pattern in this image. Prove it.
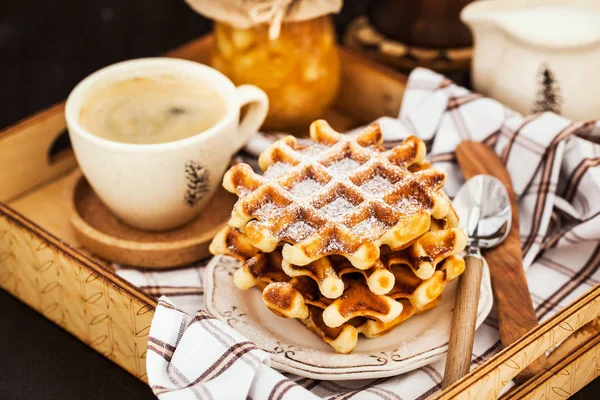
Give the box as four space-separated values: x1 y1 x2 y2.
209 120 467 353
223 120 451 270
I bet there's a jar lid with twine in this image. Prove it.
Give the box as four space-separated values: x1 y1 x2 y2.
185 0 342 39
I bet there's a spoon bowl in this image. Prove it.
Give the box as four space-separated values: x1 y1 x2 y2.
453 174 511 249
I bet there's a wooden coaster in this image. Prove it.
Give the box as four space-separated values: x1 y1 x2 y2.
67 171 236 268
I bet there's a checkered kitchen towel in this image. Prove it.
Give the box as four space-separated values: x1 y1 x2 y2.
116 67 600 399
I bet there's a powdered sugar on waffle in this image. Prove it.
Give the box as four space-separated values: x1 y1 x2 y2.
237 186 252 197
290 179 324 198
361 175 393 195
320 197 353 221
394 195 424 214
352 216 389 238
255 202 280 219
327 158 362 177
264 162 293 179
280 221 316 241
325 237 347 252
299 143 329 159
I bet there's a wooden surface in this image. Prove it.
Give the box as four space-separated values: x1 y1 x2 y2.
548 316 600 366
68 171 236 268
335 46 407 122
442 255 484 389
456 141 546 382
8 170 78 245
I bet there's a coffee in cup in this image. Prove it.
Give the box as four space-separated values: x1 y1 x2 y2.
79 75 228 144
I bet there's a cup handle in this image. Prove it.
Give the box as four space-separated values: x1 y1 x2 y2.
234 85 269 153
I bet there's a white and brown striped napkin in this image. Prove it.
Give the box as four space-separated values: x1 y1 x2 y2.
116 67 600 400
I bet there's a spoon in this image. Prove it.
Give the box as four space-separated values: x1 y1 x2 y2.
442 174 511 389
456 141 545 382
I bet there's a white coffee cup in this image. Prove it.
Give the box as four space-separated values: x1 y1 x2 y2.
65 58 268 231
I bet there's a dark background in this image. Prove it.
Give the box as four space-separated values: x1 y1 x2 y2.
0 1 597 399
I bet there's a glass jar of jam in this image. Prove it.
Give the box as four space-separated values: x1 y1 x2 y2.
212 15 340 133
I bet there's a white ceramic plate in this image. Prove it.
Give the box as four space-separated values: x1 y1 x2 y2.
204 255 493 380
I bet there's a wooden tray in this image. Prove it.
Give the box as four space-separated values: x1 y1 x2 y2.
1 35 599 399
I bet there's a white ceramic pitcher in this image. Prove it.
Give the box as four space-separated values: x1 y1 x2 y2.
461 0 600 120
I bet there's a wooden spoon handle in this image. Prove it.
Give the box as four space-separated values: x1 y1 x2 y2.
442 254 483 389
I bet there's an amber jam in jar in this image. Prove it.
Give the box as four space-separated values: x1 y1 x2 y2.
212 16 340 133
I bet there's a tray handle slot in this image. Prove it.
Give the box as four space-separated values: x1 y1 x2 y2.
47 128 72 165
0 104 77 202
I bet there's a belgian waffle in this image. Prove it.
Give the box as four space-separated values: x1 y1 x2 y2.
213 228 394 297
211 224 466 297
388 227 467 280
209 119 466 353
209 225 259 261
282 256 396 298
301 306 358 354
228 249 464 351
236 252 403 325
222 120 450 270
356 254 464 338
234 249 463 321
356 296 441 338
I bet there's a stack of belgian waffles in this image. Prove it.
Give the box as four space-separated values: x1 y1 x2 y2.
209 120 467 353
